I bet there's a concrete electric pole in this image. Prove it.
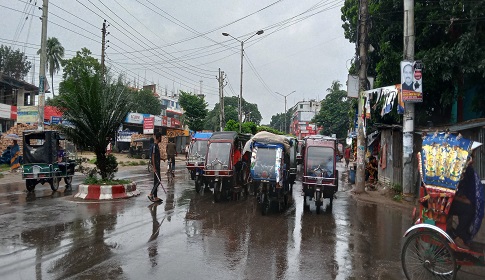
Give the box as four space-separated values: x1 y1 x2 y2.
37 0 48 131
355 0 369 193
101 20 107 80
218 69 224 131
402 0 415 198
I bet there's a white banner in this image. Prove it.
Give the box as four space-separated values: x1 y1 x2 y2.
0 103 11 119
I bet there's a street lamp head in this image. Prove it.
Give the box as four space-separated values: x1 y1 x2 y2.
222 32 229 36
256 30 264 35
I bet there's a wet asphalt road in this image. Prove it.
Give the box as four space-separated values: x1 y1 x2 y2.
0 163 484 280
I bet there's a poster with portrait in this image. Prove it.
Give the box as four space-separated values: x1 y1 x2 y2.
400 61 423 102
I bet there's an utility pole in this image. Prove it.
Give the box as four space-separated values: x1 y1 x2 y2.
221 71 225 130
275 90 296 134
37 0 48 131
101 20 107 80
218 69 224 131
238 40 244 133
355 0 369 193
402 0 415 198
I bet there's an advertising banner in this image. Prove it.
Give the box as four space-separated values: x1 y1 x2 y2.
162 116 167 126
51 116 62 124
167 117 172 127
17 106 39 123
172 118 180 127
401 61 423 102
0 103 11 119
154 116 162 126
125 113 144 124
117 130 136 142
143 117 155 134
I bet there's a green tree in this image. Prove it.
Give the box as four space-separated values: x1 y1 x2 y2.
178 90 208 131
129 88 162 115
61 48 101 83
269 107 295 133
52 72 132 180
204 96 262 131
312 81 352 139
341 0 485 125
38 37 65 96
52 48 132 180
242 122 257 134
224 119 239 132
0 45 32 80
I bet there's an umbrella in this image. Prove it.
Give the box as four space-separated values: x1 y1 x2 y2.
4 133 21 140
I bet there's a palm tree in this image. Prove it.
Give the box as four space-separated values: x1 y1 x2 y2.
51 72 133 179
38 37 64 96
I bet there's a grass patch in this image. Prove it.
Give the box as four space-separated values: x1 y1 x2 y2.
83 176 132 185
0 164 10 172
391 183 403 202
0 173 3 179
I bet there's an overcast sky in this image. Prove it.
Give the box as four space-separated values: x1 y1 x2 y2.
1 0 355 124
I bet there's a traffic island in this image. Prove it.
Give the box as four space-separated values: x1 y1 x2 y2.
74 182 140 200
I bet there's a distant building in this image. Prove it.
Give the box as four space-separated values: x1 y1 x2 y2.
289 99 321 139
0 75 38 132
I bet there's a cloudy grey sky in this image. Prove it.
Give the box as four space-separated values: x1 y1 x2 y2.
1 0 355 124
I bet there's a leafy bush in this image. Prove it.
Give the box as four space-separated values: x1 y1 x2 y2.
83 175 131 185
391 183 403 194
104 154 118 180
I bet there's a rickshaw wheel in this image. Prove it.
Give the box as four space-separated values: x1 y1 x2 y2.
214 181 222 202
303 195 310 212
141 154 147 159
401 230 457 280
50 177 60 192
261 193 270 215
26 179 36 192
64 176 73 188
195 176 203 193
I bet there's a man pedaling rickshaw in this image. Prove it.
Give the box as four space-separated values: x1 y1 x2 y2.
447 152 484 250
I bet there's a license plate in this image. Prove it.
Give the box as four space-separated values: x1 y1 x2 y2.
33 166 40 178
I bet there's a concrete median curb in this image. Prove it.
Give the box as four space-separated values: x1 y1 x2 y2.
74 182 140 200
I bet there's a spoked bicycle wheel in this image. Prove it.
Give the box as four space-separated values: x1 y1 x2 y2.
401 230 457 280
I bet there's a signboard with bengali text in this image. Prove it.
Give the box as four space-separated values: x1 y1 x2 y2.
17 106 39 123
143 117 155 134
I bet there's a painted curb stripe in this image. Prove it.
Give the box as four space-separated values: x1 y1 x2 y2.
76 183 140 200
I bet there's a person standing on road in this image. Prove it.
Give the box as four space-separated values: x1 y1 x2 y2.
148 132 162 202
166 138 177 176
10 139 20 172
344 146 351 168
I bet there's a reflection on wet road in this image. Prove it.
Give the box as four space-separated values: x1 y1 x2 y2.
0 165 483 279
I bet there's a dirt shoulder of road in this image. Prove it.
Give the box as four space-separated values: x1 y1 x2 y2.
349 184 416 212
339 168 416 212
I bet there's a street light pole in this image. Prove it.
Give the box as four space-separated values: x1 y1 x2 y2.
222 30 264 133
275 90 296 134
239 40 244 133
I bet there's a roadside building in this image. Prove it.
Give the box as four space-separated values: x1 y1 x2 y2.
0 75 38 133
289 99 321 139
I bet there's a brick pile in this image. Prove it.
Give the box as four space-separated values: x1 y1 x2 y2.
0 124 53 155
129 134 169 160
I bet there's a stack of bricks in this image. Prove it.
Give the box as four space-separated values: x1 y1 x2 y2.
0 124 54 156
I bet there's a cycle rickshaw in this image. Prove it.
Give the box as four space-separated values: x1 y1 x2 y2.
401 132 484 279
